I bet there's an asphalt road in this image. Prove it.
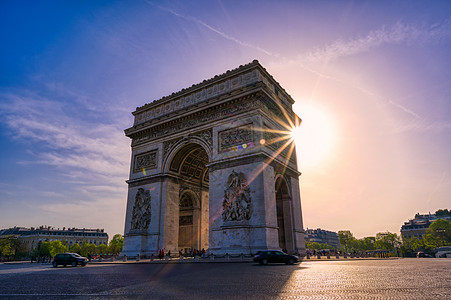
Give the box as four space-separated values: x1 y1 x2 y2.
0 258 450 299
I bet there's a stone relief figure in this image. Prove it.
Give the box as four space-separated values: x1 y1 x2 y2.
131 188 151 230
222 171 253 221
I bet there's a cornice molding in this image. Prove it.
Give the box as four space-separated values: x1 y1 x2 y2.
130 60 295 127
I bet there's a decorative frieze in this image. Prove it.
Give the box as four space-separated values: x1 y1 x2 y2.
192 129 212 146
131 97 259 146
219 124 253 152
133 150 158 173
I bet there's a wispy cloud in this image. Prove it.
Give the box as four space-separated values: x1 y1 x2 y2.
282 20 451 121
146 0 279 57
393 118 451 134
0 88 130 188
305 19 451 62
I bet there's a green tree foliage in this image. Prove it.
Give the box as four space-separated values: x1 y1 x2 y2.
69 243 82 254
361 237 376 251
109 234 123 255
98 244 108 255
37 241 51 257
0 237 15 257
374 232 401 256
426 219 451 246
338 230 355 252
0 237 27 259
80 243 97 257
305 242 333 250
405 237 426 252
48 240 67 257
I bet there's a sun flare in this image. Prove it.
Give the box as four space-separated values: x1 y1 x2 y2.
291 104 336 168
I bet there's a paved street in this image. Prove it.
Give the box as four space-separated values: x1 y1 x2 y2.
0 258 450 299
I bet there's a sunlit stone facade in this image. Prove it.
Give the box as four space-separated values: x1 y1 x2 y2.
122 60 306 256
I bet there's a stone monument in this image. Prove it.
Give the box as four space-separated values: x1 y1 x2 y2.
122 60 306 256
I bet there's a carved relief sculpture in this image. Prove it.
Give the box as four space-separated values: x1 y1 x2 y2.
219 124 253 152
134 150 157 173
222 171 253 221
130 188 152 230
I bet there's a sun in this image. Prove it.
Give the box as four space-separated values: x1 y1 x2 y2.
291 104 336 168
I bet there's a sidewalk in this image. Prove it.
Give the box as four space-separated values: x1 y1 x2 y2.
89 255 399 264
2 255 400 266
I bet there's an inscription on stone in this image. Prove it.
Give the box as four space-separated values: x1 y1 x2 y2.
219 124 253 152
134 150 157 173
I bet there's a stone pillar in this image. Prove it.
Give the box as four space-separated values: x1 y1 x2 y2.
289 176 306 256
209 161 280 255
122 181 163 257
162 180 180 254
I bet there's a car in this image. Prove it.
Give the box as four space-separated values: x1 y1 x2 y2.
434 246 451 258
253 250 299 265
416 251 432 258
52 253 88 267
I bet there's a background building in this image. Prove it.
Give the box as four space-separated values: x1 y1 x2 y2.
401 210 451 240
0 226 108 253
305 228 340 249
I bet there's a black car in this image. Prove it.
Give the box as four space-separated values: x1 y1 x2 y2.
52 253 88 267
416 251 433 258
253 250 299 265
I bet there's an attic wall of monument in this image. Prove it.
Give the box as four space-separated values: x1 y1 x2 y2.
132 67 293 126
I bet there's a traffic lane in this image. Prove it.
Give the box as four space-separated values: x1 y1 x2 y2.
100 259 451 299
100 263 301 299
2 259 450 299
0 262 295 297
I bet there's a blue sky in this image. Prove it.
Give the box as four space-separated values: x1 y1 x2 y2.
1 0 450 238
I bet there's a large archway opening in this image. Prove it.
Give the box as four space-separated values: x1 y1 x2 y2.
275 176 293 253
169 143 209 253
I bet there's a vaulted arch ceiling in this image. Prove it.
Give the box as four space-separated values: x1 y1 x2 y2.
170 143 209 183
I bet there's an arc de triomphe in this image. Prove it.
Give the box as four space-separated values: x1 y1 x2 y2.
122 60 306 256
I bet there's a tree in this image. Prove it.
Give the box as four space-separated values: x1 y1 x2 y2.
0 237 28 259
109 234 123 255
305 242 333 250
49 240 67 257
358 237 375 251
0 237 15 258
69 243 82 254
98 244 108 255
375 232 401 256
338 230 355 252
80 243 97 257
426 219 451 246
